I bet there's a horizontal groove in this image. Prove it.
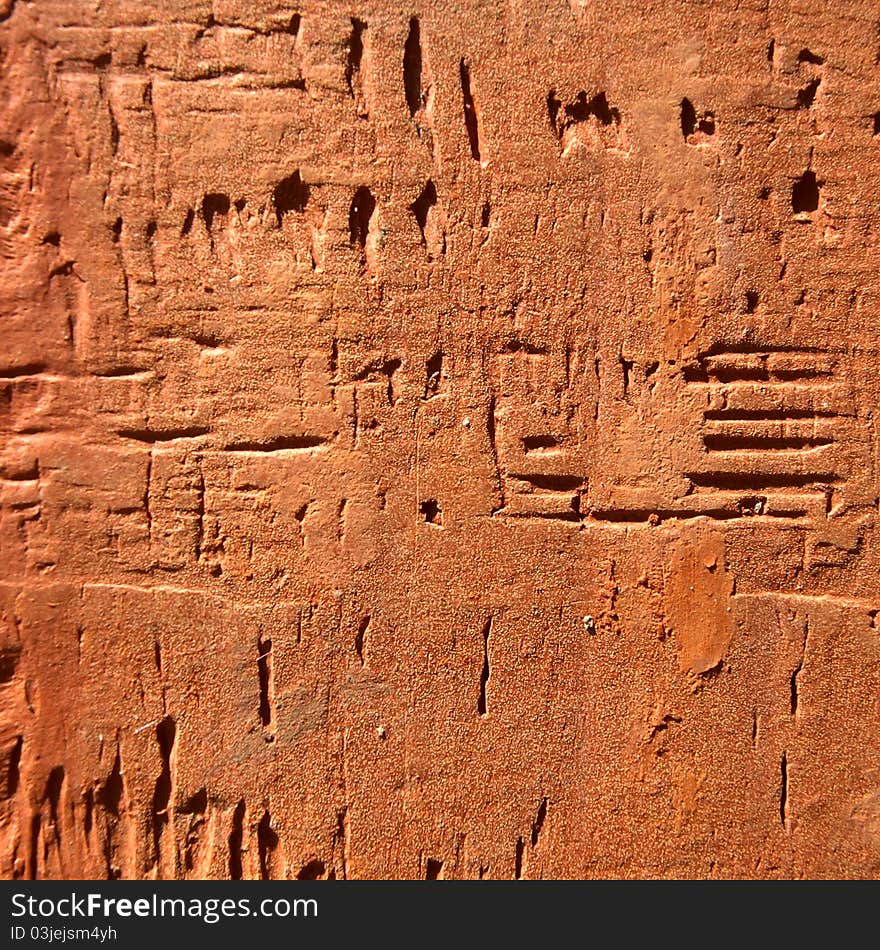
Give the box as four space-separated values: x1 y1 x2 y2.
0 464 39 481
690 380 839 391
687 368 835 383
698 343 829 357
92 366 153 378
495 508 581 522
521 435 563 453
772 368 834 380
588 507 746 522
225 435 328 452
118 427 210 442
705 369 768 383
0 364 49 378
703 409 840 421
682 366 710 383
702 418 840 438
507 473 584 491
687 472 839 489
703 435 834 451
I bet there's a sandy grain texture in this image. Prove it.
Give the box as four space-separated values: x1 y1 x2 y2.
2 0 880 879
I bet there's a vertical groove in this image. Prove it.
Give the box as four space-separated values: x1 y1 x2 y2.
258 635 275 733
228 800 245 879
780 753 789 831
478 615 491 716
346 18 366 99
460 58 481 160
403 18 422 116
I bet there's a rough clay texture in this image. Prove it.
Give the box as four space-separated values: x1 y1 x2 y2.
2 0 880 881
